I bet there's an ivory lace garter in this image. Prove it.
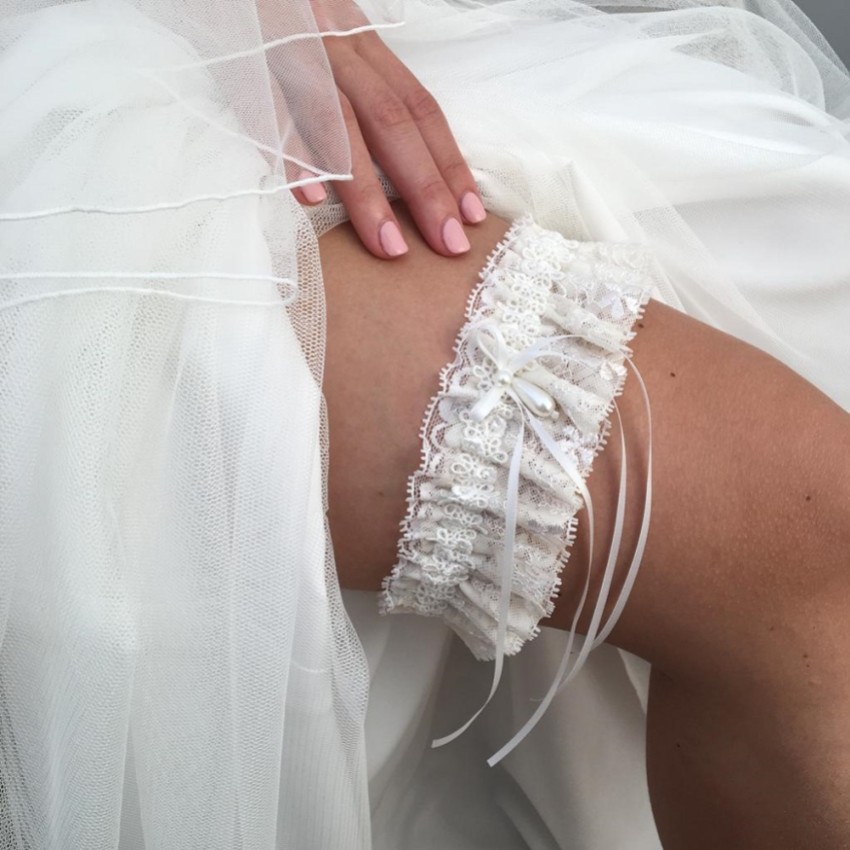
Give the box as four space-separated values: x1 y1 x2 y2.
380 217 653 763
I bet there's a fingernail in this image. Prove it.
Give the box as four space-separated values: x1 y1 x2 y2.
460 192 486 224
298 171 327 204
442 217 471 255
379 220 409 258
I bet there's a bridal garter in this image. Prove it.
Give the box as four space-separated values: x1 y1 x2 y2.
380 217 653 762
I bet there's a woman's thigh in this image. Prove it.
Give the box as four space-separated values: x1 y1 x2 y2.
321 202 850 682
320 201 850 847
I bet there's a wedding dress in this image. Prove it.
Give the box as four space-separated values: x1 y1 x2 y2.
0 1 848 849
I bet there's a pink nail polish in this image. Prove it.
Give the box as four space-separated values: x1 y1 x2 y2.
301 181 327 205
298 170 327 205
379 220 409 258
442 217 471 255
460 192 486 224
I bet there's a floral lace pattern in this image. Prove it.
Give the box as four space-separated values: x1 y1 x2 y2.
380 217 651 662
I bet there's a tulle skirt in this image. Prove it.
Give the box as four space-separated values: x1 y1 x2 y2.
0 1 848 848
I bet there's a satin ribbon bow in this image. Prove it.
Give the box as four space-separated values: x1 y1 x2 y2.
470 322 562 424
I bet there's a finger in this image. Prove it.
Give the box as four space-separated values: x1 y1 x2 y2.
331 50 471 257
357 32 486 225
292 171 329 206
266 74 331 207
334 90 410 260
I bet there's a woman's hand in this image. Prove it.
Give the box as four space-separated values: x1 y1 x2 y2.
293 27 486 259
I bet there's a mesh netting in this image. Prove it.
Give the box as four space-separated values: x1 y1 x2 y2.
0 1 395 847
1 0 849 848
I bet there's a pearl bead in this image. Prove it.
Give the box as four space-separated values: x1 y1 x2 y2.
495 369 513 387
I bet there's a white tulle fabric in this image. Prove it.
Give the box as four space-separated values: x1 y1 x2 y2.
0 1 401 849
383 218 650 661
1 0 849 849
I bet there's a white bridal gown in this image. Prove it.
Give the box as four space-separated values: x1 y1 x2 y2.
0 1 848 848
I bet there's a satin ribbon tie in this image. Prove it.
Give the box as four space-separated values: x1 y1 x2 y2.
470 322 562 424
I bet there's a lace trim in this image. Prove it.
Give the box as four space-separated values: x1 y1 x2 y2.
380 217 651 662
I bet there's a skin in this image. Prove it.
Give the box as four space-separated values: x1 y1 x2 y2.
321 203 850 849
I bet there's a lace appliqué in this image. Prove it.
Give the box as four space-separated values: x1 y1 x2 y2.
380 217 651 662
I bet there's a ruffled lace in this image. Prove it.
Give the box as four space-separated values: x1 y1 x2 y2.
381 217 651 662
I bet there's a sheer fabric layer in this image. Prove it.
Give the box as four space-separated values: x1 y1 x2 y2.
1 1 849 849
0 2 379 849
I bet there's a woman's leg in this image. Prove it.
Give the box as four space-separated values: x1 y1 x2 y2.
577 293 850 849
320 203 850 848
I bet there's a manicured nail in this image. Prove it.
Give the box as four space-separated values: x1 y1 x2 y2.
298 171 327 204
460 192 486 224
442 217 471 255
379 220 409 258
